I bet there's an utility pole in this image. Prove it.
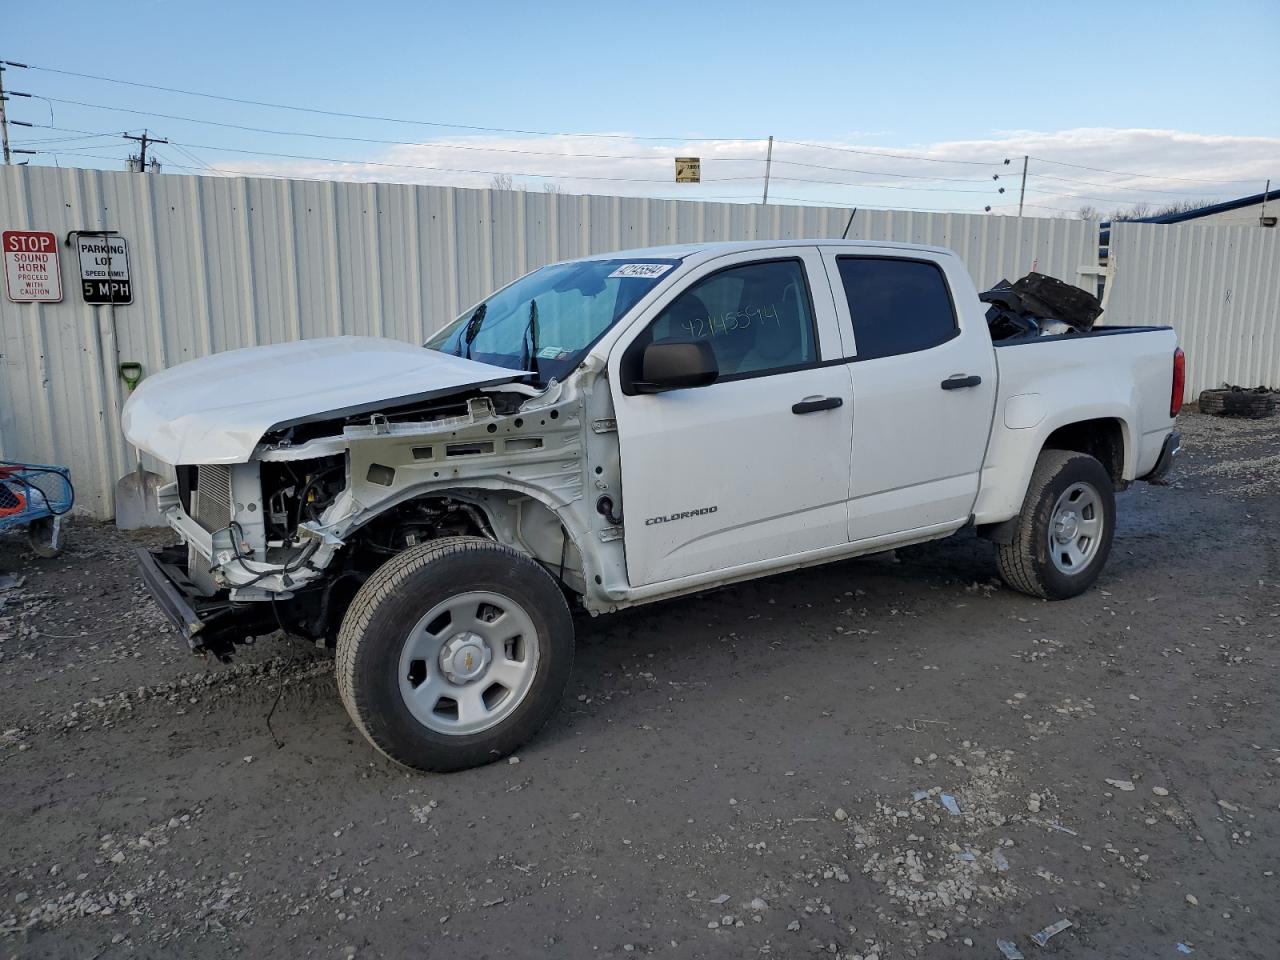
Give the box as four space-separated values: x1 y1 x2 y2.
1260 179 1271 227
0 60 28 165
1017 155 1028 217
0 62 9 166
762 135 774 205
124 130 167 172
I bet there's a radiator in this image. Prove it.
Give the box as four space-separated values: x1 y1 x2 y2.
191 464 233 533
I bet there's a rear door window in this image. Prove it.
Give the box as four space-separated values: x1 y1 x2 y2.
836 257 958 360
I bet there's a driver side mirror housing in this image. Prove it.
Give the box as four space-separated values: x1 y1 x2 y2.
626 340 719 394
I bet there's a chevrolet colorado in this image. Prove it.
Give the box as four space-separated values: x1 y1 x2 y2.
124 240 1183 771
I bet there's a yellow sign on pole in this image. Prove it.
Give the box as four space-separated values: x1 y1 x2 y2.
675 157 701 183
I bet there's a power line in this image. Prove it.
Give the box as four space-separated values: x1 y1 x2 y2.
13 111 1024 209
32 122 1009 193
769 195 991 215
1024 186 1215 206
770 175 1004 196
37 97 1019 189
23 62 746 142
21 60 1263 208
786 140 1268 190
991 199 1083 215
37 95 771 162
176 144 754 183
22 126 1012 199
22 124 1236 212
145 136 1008 195
776 138 1004 167
166 140 213 170
16 147 996 213
1029 171 1228 197
114 138 768 184
148 155 766 202
11 131 119 145
31 101 1013 190
31 105 1021 192
23 124 760 183
1027 154 1265 185
18 142 127 156
21 60 1269 195
769 155 995 184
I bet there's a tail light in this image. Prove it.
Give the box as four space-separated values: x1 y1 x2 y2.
1170 347 1185 417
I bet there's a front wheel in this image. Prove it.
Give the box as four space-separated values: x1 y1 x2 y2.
336 537 574 772
996 450 1116 600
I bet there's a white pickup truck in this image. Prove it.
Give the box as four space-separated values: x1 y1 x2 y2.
125 239 1182 771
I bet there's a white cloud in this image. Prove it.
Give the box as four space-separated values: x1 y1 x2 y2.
188 127 1278 218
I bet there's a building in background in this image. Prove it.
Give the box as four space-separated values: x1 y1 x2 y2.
1136 189 1276 228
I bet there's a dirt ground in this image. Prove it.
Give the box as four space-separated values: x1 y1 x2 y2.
2 410 1278 960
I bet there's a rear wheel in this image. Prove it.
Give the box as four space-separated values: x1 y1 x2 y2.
336 537 573 772
997 451 1115 600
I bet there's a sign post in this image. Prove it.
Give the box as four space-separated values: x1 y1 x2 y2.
3 230 62 302
77 234 133 305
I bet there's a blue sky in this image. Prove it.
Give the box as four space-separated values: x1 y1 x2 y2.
11 0 1279 214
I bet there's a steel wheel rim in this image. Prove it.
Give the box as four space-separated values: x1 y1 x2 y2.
397 590 540 736
1047 481 1104 576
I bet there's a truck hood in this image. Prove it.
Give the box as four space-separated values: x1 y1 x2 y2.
123 336 522 464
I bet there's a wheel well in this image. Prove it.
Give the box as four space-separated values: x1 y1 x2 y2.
345 490 584 596
1043 418 1125 482
346 495 494 564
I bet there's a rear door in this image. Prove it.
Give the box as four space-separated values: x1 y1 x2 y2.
820 249 997 543
609 248 854 586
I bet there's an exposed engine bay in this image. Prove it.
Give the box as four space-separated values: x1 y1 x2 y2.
146 368 623 661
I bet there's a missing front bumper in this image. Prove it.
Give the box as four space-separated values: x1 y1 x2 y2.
134 546 277 661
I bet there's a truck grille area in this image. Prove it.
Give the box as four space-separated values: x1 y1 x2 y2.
191 464 233 533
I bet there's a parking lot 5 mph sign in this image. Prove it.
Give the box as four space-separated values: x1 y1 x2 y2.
77 234 133 305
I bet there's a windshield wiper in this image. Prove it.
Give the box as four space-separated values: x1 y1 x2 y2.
520 298 540 380
458 303 487 359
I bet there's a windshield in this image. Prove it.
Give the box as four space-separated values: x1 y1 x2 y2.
424 258 681 384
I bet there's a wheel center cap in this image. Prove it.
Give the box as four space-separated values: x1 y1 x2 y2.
1054 512 1079 543
439 632 491 684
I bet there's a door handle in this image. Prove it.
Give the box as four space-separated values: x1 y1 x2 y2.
792 396 844 414
940 375 982 390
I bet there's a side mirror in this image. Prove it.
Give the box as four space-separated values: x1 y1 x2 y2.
629 340 718 394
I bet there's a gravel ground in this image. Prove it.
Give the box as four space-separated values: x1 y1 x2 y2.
2 410 1277 960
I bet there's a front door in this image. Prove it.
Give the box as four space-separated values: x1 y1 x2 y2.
610 249 854 587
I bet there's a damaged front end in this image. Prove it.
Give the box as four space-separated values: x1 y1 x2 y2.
136 370 613 661
138 454 353 660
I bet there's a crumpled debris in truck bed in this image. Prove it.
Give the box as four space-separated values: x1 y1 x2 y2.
982 272 1103 341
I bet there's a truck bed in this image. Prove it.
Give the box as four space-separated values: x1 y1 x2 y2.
972 323 1180 525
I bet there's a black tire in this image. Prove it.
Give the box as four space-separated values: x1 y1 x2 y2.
1199 389 1276 418
27 516 64 559
1198 389 1227 414
336 536 573 772
996 451 1115 600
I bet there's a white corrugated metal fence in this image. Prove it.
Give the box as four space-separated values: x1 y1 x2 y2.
1103 221 1280 399
1 165 1098 518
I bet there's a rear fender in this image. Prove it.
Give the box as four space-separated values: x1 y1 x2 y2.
973 405 1133 525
